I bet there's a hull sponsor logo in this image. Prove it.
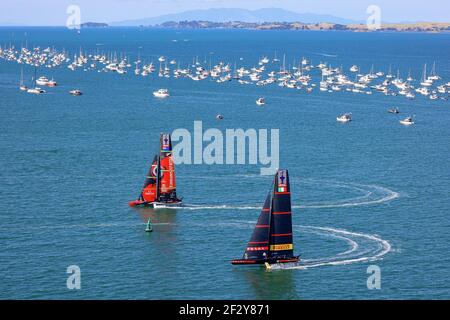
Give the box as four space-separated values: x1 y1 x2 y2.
246 246 269 251
270 244 293 251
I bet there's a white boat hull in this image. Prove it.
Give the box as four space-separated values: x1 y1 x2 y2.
27 88 45 94
151 201 182 209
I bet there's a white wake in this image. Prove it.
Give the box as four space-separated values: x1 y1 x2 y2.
268 225 392 270
179 181 399 210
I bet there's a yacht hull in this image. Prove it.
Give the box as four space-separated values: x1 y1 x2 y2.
129 200 182 208
231 257 300 266
265 261 303 270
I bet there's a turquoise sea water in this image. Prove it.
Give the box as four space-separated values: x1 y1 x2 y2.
0 28 449 299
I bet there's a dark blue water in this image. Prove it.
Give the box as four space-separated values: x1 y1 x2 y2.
1 28 449 299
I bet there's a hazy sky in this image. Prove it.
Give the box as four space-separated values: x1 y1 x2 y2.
1 0 449 25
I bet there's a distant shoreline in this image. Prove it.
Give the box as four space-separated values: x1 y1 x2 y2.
1 21 450 33
152 21 450 33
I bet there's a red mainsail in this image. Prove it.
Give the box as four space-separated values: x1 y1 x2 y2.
158 133 179 202
129 134 181 207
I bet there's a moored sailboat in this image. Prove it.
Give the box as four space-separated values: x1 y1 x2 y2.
231 169 300 269
27 66 45 94
19 66 28 91
69 89 83 96
388 107 400 114
129 133 182 208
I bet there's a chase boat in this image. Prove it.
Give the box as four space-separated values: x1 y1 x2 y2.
400 117 414 126
337 113 352 123
256 97 265 106
153 88 169 98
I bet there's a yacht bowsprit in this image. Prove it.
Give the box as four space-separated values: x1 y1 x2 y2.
231 169 300 269
129 133 182 208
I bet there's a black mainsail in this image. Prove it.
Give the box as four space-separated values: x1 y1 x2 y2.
242 192 272 261
232 169 299 266
268 169 295 261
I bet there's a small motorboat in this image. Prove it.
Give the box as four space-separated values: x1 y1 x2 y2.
429 94 438 100
27 87 45 94
36 76 49 86
350 65 359 72
400 117 414 126
388 108 400 114
337 113 352 123
47 78 58 87
256 97 265 106
216 114 224 120
406 92 416 100
69 89 82 96
153 88 169 98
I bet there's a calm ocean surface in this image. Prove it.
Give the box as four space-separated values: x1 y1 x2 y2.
0 28 449 299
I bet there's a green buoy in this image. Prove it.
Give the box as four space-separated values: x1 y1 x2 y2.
145 218 153 232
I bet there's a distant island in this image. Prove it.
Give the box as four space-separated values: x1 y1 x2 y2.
111 8 360 26
80 22 109 28
75 19 450 33
110 8 449 32
154 20 450 33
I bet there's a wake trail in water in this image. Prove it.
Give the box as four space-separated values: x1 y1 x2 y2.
312 52 339 58
269 225 392 270
18 221 391 271
188 221 391 270
175 204 260 210
295 184 399 209
179 182 399 210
